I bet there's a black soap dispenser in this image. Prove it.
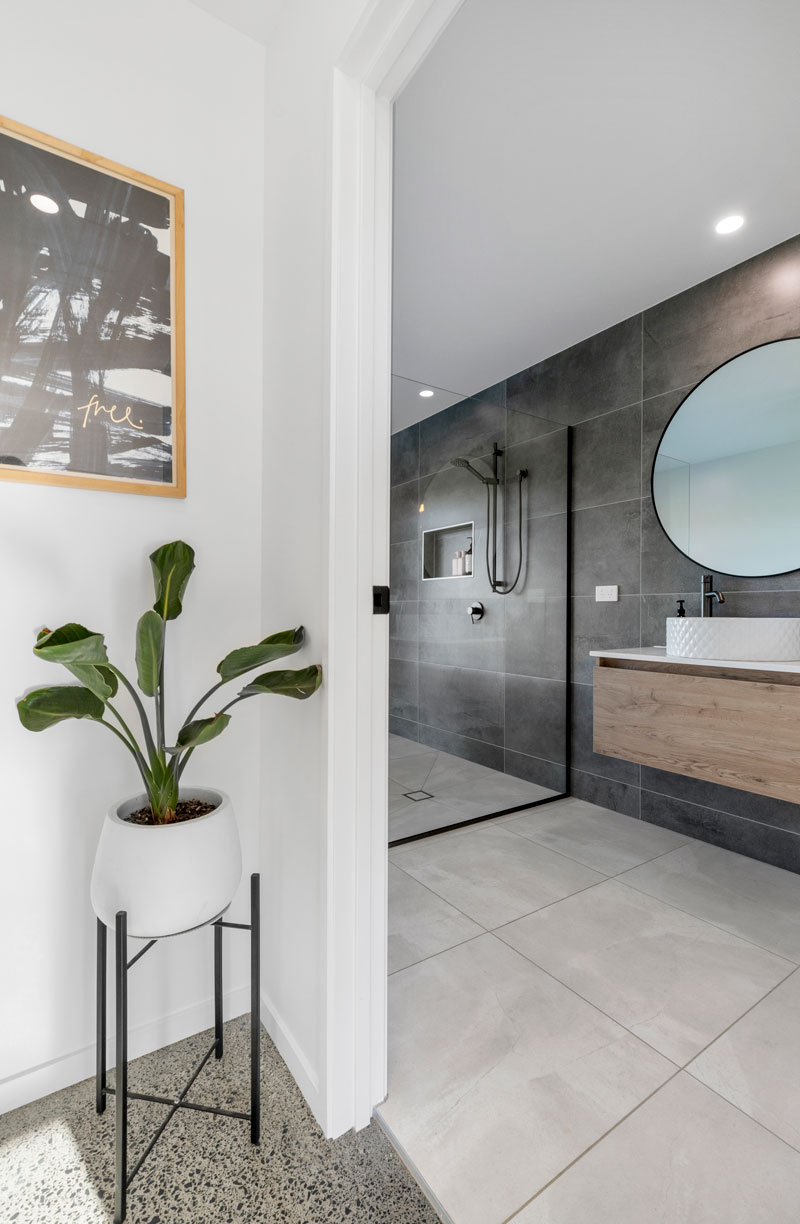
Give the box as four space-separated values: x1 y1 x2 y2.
675 599 686 618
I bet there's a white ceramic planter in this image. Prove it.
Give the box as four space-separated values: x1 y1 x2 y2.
90 787 242 939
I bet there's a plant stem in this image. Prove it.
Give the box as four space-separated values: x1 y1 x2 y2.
106 702 149 773
157 621 166 755
183 678 226 727
99 720 151 791
110 666 158 760
177 746 194 781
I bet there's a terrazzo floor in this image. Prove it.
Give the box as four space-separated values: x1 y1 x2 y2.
0 1016 440 1224
389 734 557 843
382 795 800 1224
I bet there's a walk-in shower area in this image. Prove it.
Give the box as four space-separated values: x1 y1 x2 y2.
389 377 571 843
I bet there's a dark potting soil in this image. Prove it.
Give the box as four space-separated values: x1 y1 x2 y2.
125 798 217 826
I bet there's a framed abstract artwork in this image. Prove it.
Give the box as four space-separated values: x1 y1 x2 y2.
0 116 185 497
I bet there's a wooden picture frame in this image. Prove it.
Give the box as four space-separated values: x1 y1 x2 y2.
0 116 185 497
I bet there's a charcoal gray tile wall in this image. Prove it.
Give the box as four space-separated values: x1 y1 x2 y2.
506 232 800 872
390 397 570 794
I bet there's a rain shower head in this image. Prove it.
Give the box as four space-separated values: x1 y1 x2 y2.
450 456 498 485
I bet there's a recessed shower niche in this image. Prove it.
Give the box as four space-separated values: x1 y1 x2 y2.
422 522 474 580
389 375 571 843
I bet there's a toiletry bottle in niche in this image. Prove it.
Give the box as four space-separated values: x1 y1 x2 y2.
465 537 473 575
452 551 458 576
676 599 686 618
456 550 464 576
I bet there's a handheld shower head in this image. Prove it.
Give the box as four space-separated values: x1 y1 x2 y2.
450 456 497 485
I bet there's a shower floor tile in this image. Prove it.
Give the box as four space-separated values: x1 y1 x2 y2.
388 733 557 842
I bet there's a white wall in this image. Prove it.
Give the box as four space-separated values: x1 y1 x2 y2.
0 0 265 1111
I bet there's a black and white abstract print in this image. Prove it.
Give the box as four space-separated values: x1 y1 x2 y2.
0 130 176 486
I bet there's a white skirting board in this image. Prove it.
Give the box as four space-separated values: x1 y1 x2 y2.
0 986 250 1116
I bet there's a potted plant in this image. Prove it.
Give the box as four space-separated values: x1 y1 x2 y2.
17 540 322 938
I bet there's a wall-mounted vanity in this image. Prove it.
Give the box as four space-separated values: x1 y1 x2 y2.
592 646 800 805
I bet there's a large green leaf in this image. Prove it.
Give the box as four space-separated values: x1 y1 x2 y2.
17 685 105 731
65 663 118 702
34 623 108 666
175 712 232 750
136 610 163 697
216 627 304 682
240 665 322 701
150 541 195 621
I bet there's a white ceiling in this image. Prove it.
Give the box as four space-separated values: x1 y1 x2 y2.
187 0 286 44
392 0 800 421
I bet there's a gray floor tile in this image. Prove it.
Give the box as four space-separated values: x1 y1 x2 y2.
391 823 604 929
378 933 672 1224
513 1072 800 1224
504 797 688 875
689 967 800 1152
497 879 792 1065
389 864 483 973
621 839 800 962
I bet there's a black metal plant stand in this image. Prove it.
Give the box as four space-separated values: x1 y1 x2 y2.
96 873 261 1224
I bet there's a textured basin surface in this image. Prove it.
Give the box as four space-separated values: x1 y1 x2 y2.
666 617 800 661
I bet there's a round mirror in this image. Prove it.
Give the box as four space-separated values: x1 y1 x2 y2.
652 338 800 577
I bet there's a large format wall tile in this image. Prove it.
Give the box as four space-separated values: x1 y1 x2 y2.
643 234 800 399
416 723 505 771
389 600 419 661
418 599 504 672
639 790 800 875
506 314 642 425
389 658 418 724
570 769 641 818
504 750 566 793
572 500 641 596
571 595 640 684
390 479 421 545
505 595 567 682
391 422 419 486
572 402 642 510
418 662 504 745
390 538 419 602
505 674 567 764
505 428 570 519
418 396 506 478
640 765 800 835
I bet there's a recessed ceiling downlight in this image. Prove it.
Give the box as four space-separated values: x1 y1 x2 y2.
419 388 434 398
30 193 59 214
715 214 744 235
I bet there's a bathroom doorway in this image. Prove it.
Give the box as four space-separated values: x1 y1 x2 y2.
388 375 571 845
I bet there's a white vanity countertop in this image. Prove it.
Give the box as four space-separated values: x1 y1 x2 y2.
589 645 800 674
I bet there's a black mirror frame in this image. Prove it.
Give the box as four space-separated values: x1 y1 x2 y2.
650 336 800 580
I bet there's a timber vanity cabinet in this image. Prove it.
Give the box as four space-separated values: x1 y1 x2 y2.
591 647 800 806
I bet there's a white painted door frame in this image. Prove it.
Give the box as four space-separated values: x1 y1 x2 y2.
326 0 465 1135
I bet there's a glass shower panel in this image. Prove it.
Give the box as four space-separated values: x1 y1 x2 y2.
388 378 569 844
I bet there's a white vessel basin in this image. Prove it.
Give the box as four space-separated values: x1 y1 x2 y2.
666 617 800 662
